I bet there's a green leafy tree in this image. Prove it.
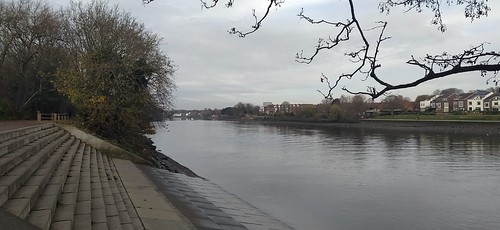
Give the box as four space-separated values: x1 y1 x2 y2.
54 1 175 138
329 104 342 121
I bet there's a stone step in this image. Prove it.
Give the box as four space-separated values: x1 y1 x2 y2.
26 140 84 230
50 139 87 230
96 152 121 229
108 158 143 230
0 129 66 177
1 136 76 219
103 156 134 230
0 123 169 229
74 144 92 230
90 148 108 229
0 123 54 143
0 131 69 206
0 126 59 157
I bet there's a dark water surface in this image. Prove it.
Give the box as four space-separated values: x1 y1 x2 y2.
151 120 500 230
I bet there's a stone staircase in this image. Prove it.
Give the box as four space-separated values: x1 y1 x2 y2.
0 123 144 230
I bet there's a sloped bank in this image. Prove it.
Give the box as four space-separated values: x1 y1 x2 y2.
56 124 199 177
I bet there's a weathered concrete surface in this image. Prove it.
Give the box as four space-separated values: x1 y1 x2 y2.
113 158 195 230
139 166 295 230
0 121 49 132
0 209 40 230
56 124 151 165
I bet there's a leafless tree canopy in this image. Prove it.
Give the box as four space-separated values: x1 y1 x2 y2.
193 0 500 101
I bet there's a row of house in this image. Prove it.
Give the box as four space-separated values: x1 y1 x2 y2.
262 103 313 115
419 91 500 112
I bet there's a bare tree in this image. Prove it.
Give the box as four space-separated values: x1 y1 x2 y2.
0 0 64 118
381 95 411 114
192 0 499 100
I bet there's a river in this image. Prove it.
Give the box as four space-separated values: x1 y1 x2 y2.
151 120 500 230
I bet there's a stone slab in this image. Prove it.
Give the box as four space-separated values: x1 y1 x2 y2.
113 158 194 230
0 209 40 230
53 204 75 222
50 220 72 230
3 198 30 218
27 209 51 230
73 214 91 230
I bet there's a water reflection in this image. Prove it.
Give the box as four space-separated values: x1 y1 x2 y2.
152 120 500 230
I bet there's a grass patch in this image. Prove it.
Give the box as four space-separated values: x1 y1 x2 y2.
372 113 500 121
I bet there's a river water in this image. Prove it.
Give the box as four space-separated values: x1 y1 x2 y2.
151 120 500 230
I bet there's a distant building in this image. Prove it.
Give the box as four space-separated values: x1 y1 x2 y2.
467 91 493 111
263 103 313 115
431 93 458 113
483 92 500 111
453 92 474 112
261 102 273 113
418 95 439 111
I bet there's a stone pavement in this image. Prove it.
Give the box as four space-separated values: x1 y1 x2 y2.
139 166 295 230
0 121 49 132
113 159 195 230
0 123 146 229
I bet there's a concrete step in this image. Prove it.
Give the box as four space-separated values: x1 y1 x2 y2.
96 153 121 229
0 129 66 177
1 136 76 219
108 158 143 230
0 123 54 143
26 140 84 230
0 123 163 230
0 126 59 157
90 148 108 229
103 156 134 230
50 140 87 230
0 131 69 206
73 145 91 230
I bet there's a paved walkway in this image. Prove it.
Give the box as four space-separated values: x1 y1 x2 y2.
0 121 49 132
139 166 294 230
113 159 195 230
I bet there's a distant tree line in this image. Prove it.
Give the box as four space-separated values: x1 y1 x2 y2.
0 1 175 143
221 102 260 119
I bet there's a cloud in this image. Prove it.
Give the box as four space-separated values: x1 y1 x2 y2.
46 0 500 109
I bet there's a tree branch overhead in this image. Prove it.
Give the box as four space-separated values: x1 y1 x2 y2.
191 0 498 100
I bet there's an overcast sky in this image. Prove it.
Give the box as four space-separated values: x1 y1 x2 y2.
48 0 500 109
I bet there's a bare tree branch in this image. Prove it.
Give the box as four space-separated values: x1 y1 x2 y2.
309 0 499 100
228 0 284 38
200 0 283 37
379 0 491 32
200 0 235 9
193 0 498 100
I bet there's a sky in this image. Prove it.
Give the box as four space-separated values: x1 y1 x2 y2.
47 0 500 109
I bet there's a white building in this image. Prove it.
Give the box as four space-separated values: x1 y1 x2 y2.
419 95 439 111
467 91 493 111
